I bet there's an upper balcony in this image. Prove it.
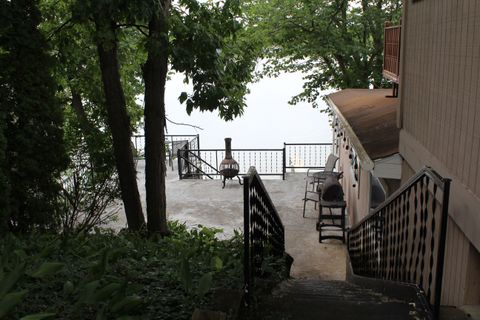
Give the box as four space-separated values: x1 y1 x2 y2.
383 22 401 83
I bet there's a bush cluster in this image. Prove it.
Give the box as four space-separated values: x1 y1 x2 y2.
0 222 244 320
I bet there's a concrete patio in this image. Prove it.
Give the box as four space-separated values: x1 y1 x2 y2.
111 160 346 280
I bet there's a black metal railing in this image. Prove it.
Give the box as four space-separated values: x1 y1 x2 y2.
132 134 200 170
177 149 219 179
178 148 285 179
284 143 332 172
243 166 285 304
347 167 450 319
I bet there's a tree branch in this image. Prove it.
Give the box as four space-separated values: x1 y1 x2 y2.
47 17 73 40
165 116 204 131
116 23 149 36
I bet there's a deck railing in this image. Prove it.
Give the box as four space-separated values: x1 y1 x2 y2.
347 167 450 319
132 134 200 170
177 143 333 180
243 166 285 304
178 148 285 179
383 23 402 83
284 143 332 172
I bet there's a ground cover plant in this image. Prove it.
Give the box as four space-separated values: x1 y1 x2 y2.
0 222 246 320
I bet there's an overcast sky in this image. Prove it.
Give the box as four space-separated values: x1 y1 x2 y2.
162 71 333 149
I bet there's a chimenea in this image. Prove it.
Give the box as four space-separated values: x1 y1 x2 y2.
219 138 242 188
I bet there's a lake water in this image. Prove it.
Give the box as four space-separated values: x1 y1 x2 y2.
162 72 333 149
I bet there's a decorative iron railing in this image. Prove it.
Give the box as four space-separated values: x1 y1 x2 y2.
383 23 401 83
177 148 285 179
132 134 200 170
243 166 285 304
347 167 450 319
284 143 332 172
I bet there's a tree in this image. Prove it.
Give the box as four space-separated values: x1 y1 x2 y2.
92 8 146 231
0 0 68 231
68 0 256 234
245 0 402 107
142 1 170 234
0 91 8 233
143 0 256 233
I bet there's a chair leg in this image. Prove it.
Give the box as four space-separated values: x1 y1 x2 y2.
302 198 307 218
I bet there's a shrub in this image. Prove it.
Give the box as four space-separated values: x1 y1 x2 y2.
0 222 244 319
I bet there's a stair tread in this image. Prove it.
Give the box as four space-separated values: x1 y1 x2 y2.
247 279 430 320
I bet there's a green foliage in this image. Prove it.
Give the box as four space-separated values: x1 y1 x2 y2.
0 97 8 233
0 0 68 231
0 222 246 319
170 0 258 120
245 0 402 107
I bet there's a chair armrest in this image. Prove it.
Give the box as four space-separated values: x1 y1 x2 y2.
307 168 322 177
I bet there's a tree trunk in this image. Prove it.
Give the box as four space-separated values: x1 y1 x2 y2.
95 18 145 231
142 1 171 234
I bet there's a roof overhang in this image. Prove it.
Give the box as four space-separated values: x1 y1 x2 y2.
326 89 400 173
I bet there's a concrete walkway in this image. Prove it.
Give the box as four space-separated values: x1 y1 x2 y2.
110 160 346 280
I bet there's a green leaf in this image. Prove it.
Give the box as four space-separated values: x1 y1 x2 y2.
92 282 122 302
179 92 188 104
63 281 74 295
212 256 223 271
90 249 109 279
197 272 213 297
20 312 56 320
0 290 28 318
0 262 26 298
30 262 64 279
179 257 192 293
76 280 100 304
110 295 142 313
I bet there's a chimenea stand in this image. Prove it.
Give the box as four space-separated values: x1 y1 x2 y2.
219 138 242 189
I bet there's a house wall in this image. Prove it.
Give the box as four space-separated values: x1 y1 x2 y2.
400 0 480 194
336 137 370 226
399 0 480 307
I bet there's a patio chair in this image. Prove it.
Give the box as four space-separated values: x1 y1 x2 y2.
304 154 339 191
302 154 340 218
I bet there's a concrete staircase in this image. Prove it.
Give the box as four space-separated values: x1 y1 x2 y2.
247 279 431 320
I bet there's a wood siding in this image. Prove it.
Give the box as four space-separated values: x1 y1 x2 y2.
442 217 469 306
337 137 371 226
400 0 480 306
401 0 480 196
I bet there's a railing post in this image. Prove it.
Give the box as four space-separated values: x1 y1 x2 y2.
184 144 191 177
434 178 451 319
177 149 182 180
282 143 286 180
243 174 250 306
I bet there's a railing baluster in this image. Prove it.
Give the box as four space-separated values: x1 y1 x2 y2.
243 166 284 304
347 168 450 317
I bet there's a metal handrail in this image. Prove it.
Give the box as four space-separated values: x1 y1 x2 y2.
348 166 450 319
243 166 285 305
352 167 447 227
177 149 219 180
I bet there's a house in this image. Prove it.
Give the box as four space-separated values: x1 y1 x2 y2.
327 0 480 308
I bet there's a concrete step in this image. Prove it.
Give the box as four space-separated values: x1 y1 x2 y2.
247 279 431 320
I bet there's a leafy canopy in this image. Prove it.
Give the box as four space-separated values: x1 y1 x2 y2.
245 0 402 107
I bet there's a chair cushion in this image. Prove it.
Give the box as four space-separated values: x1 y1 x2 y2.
321 176 344 202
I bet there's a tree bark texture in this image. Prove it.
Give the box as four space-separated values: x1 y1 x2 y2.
143 1 171 234
95 19 145 231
